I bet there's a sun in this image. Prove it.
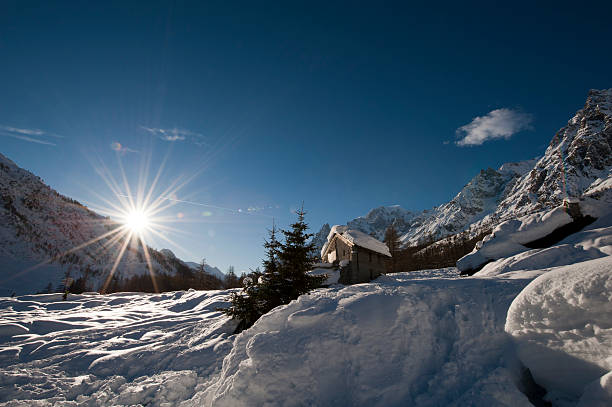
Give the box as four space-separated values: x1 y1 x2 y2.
124 209 150 233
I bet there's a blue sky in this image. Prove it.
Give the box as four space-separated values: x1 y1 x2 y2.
1 1 611 273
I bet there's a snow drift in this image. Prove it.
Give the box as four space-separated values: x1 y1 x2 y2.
505 256 612 402
199 269 533 407
458 197 612 275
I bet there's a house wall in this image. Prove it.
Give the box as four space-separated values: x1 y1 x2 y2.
341 247 388 284
354 247 388 283
324 237 352 263
325 234 390 284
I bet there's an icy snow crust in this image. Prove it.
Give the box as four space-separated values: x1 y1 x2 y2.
199 269 534 407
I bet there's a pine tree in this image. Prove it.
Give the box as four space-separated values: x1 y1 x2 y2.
258 221 284 309
223 272 263 331
222 206 325 332
276 206 324 301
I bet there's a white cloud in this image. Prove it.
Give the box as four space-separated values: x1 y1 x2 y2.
141 127 207 145
456 108 533 146
0 125 45 136
0 125 61 146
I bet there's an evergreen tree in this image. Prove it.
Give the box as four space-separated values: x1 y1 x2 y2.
276 206 323 301
257 221 284 309
222 207 325 332
223 270 264 331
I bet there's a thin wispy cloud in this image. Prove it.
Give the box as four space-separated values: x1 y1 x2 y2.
455 108 533 146
110 141 139 154
0 125 62 146
141 126 208 146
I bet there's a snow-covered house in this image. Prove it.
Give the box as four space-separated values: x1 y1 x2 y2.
319 225 391 284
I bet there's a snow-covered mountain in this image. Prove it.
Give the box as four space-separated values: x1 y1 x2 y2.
317 89 612 251
0 154 214 294
310 223 330 255
325 158 536 249
184 260 226 280
493 88 612 219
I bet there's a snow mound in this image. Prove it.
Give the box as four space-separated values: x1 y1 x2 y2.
505 256 612 401
201 272 531 406
577 371 612 407
458 205 575 273
308 265 340 285
475 212 612 277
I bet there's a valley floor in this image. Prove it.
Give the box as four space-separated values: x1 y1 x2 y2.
0 261 610 406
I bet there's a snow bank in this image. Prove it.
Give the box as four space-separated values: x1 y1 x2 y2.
308 266 340 285
458 205 574 273
505 256 612 401
577 371 612 407
475 212 612 277
200 272 531 406
475 244 606 277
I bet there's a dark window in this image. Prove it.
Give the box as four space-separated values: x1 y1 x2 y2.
343 249 346 257
369 253 372 262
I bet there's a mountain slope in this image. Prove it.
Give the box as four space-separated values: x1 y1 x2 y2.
184 260 226 280
493 88 612 219
323 158 536 251
0 154 206 295
317 89 612 253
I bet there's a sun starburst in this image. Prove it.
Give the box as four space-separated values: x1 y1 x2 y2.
123 208 151 234
14 150 194 295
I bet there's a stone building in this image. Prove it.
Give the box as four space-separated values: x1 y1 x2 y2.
319 226 391 284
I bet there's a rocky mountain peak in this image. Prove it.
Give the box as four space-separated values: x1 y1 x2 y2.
317 90 612 251
495 89 612 219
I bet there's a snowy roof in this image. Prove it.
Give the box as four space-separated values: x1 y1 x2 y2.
323 225 391 257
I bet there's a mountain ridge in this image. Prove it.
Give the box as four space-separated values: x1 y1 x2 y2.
316 88 612 253
0 154 220 295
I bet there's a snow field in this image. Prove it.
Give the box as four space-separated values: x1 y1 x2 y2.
0 289 237 405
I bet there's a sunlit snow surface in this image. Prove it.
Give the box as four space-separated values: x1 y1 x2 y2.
0 269 535 406
0 289 237 406
1 260 610 406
